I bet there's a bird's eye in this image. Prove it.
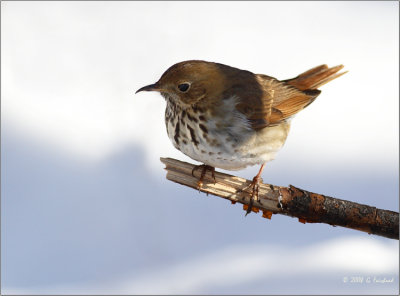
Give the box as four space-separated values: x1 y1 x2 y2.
178 83 190 92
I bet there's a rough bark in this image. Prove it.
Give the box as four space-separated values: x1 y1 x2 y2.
160 157 399 240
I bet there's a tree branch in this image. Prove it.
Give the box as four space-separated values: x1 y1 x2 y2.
160 157 399 240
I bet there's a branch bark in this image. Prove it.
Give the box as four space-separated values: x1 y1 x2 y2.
160 157 399 240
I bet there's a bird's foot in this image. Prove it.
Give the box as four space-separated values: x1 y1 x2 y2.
240 175 263 216
191 164 216 189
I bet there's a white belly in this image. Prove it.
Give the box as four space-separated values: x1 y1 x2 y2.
166 110 291 170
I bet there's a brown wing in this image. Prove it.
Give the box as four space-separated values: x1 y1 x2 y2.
266 77 321 125
235 65 346 130
234 75 319 129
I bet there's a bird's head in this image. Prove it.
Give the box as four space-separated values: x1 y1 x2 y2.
136 60 230 107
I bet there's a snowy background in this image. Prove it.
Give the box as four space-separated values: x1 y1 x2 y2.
2 1 399 295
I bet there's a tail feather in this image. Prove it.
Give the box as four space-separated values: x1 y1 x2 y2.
284 64 347 91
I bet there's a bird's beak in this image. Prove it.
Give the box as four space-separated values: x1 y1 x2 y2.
135 83 160 94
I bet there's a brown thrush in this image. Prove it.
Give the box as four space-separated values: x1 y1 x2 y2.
136 60 346 214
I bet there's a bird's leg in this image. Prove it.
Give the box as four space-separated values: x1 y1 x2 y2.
191 164 216 189
243 164 265 216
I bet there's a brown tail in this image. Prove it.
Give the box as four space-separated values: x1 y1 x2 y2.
284 64 347 91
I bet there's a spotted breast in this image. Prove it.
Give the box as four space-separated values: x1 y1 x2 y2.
164 95 291 171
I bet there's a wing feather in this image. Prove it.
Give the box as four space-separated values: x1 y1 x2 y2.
233 65 345 130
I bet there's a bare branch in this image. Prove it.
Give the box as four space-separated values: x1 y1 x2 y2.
160 157 399 240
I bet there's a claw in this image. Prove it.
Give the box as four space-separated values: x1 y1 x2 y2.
243 164 266 216
245 200 254 216
245 176 262 215
191 166 198 178
191 164 216 189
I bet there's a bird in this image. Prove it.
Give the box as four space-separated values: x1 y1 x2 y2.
136 60 346 214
